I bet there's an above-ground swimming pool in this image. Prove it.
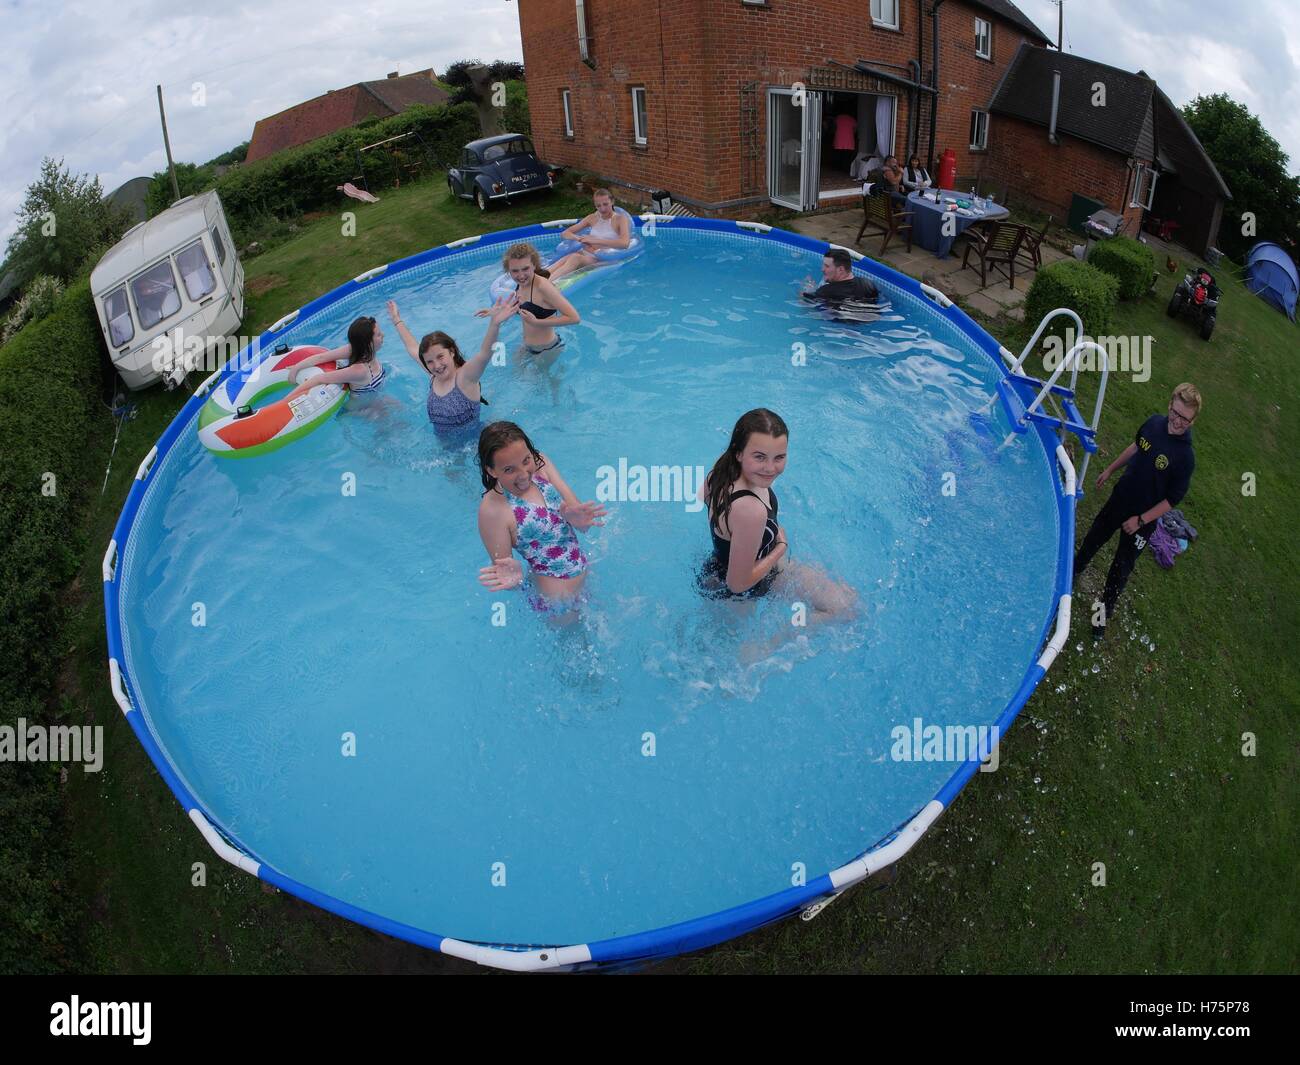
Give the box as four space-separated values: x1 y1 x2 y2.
104 217 1078 970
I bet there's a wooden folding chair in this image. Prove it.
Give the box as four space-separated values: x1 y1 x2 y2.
961 221 1027 288
855 190 913 255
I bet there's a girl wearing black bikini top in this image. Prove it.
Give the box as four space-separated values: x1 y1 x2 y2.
699 409 859 620
700 408 790 597
476 243 580 354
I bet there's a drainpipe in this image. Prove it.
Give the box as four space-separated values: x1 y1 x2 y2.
913 0 925 160
1048 70 1061 145
927 1 946 174
907 59 922 160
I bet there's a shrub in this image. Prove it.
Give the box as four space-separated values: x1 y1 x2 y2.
1024 258 1120 342
215 101 481 241
0 275 65 346
1088 235 1156 300
0 278 105 971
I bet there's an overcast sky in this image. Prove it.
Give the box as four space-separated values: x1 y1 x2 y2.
2 0 1297 251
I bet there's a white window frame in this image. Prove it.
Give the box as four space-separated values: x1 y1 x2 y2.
1130 163 1158 210
870 0 899 30
562 89 574 137
969 109 989 150
210 225 227 267
975 18 992 59
576 0 592 63
632 87 648 145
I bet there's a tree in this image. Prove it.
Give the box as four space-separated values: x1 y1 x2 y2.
3 158 134 287
143 162 218 219
1181 94 1300 260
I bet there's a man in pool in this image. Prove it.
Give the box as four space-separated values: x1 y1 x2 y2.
803 248 880 304
1073 383 1199 638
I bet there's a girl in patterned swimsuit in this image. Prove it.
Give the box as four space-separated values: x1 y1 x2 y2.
476 421 607 617
386 297 514 439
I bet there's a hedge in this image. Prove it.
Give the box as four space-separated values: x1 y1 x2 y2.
215 101 482 245
1024 258 1120 342
0 279 105 971
1088 235 1156 300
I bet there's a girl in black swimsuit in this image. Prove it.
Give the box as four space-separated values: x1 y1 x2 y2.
698 409 858 620
699 409 790 598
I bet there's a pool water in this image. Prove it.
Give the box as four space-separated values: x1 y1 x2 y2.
119 228 1059 946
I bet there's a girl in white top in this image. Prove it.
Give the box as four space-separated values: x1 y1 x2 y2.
547 188 632 281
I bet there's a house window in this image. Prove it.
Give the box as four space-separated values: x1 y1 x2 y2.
562 89 574 137
131 259 182 331
1130 164 1158 210
969 110 989 150
871 0 899 29
975 18 991 59
576 0 592 64
103 286 134 348
210 225 226 267
632 87 647 145
176 240 216 301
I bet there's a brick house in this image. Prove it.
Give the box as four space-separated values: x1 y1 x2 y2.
512 0 1051 215
246 70 449 164
984 45 1230 255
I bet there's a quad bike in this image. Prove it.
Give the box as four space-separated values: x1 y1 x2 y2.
1167 267 1220 340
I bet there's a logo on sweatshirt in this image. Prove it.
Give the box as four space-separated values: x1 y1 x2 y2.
1155 454 1169 470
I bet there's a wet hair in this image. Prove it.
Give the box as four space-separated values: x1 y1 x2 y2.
418 330 489 406
346 317 377 363
502 242 551 279
478 421 546 494
705 408 790 534
593 187 614 201
824 248 854 272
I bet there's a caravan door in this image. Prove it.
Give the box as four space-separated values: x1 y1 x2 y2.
767 87 822 211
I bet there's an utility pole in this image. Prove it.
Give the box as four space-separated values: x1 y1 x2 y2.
1057 0 1064 52
157 84 180 203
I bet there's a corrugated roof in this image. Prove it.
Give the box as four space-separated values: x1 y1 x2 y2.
246 70 448 164
1152 87 1232 200
989 44 1155 155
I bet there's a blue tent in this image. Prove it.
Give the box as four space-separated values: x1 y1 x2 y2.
1245 242 1298 321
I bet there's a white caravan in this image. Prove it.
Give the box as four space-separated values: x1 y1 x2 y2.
90 190 245 389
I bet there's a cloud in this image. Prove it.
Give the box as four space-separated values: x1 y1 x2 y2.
1 0 521 249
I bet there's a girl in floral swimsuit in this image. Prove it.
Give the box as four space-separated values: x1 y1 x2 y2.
476 421 607 616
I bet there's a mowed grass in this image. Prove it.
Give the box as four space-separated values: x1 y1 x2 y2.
61 184 1298 973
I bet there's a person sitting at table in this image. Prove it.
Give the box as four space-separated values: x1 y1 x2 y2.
802 248 880 303
877 156 905 194
902 155 932 192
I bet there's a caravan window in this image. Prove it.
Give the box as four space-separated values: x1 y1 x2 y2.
103 286 134 347
131 260 182 330
176 240 216 300
210 225 227 267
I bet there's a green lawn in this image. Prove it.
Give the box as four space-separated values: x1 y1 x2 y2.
60 180 1298 973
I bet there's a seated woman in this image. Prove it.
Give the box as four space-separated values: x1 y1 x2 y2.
386 296 514 439
476 243 580 356
901 154 932 192
876 156 905 194
476 421 607 619
284 316 388 401
546 188 633 281
698 408 856 620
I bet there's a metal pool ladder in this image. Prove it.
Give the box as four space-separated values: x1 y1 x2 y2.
992 308 1111 493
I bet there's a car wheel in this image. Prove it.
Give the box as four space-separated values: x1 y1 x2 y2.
1166 292 1184 318
474 187 490 212
1201 315 1215 341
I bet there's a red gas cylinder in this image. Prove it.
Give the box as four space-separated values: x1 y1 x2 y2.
936 148 957 190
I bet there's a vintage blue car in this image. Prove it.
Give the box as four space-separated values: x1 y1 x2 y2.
447 134 558 211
